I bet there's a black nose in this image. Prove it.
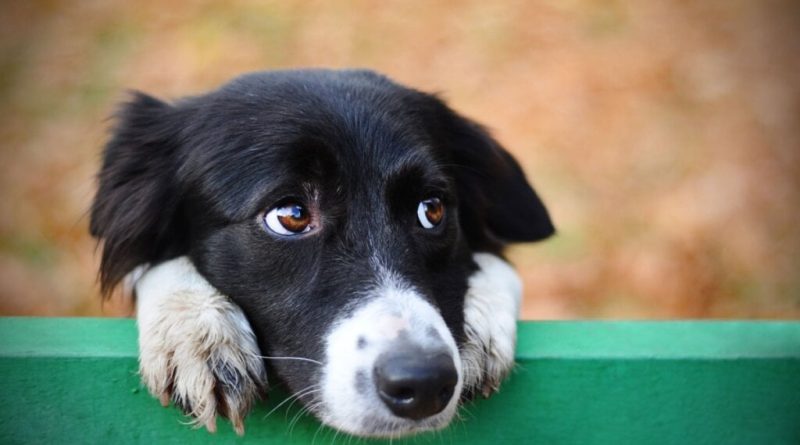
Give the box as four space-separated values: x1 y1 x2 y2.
373 348 458 420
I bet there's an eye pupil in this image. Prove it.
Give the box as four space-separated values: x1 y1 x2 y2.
424 201 443 224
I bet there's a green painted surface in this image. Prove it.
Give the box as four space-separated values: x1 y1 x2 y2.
0 318 798 444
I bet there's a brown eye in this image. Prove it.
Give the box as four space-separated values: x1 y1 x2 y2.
264 203 312 235
417 198 444 229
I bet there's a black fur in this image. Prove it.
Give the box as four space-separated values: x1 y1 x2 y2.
90 68 554 398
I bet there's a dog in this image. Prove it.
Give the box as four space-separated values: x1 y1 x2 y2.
90 69 554 437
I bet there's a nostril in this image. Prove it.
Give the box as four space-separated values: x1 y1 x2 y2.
374 348 458 421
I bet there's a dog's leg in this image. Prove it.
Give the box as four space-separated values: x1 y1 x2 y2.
460 253 522 398
135 257 267 435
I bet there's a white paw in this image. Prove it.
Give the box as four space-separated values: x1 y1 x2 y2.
135 257 267 435
460 253 521 398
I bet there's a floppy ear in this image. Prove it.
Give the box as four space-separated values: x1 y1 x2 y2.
90 93 187 296
439 108 555 249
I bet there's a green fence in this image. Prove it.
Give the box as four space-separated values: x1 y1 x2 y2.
1 318 798 444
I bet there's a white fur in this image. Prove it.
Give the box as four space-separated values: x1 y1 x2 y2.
135 257 266 435
319 270 463 437
460 253 522 397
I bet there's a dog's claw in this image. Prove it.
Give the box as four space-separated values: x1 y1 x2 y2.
232 418 245 436
205 417 217 434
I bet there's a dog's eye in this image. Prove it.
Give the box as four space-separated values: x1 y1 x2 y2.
417 198 444 229
264 203 312 236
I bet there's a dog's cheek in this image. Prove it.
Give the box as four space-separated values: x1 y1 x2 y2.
247 304 331 396
191 224 307 296
429 263 472 347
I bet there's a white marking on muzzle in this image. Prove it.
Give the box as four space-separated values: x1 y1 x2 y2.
319 272 463 437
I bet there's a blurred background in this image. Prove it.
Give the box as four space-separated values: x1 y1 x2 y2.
0 0 798 319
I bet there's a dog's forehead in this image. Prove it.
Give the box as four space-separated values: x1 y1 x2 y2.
183 75 448 220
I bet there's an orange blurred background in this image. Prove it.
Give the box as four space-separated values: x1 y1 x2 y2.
1 0 798 319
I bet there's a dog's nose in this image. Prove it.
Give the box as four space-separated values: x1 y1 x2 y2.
373 348 458 420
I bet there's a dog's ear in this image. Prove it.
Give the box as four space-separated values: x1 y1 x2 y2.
437 107 555 249
90 92 186 296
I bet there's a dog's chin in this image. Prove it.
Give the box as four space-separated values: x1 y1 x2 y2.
313 372 463 438
320 403 459 438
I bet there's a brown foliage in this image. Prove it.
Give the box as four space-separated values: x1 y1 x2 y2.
1 0 798 318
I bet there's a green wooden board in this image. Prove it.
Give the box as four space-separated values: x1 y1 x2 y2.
1 318 798 444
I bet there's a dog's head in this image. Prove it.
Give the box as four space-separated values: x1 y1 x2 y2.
91 69 553 436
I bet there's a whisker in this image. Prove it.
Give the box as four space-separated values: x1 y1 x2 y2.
288 399 321 434
291 401 316 427
257 355 323 366
311 413 334 445
458 403 475 421
312 420 325 445
262 385 320 420
284 388 321 422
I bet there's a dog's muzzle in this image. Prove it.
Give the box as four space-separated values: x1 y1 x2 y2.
318 276 463 436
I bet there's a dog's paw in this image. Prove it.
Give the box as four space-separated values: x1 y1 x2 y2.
460 253 522 398
135 257 267 435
